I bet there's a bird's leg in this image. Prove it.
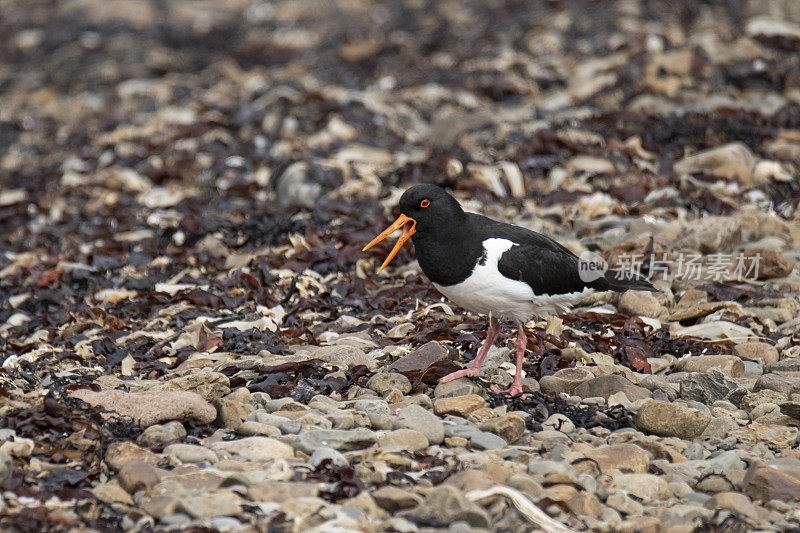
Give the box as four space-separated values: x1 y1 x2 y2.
439 317 500 383
493 324 527 397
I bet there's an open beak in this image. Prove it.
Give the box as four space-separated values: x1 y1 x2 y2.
362 214 417 273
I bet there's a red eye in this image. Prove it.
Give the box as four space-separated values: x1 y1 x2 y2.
420 199 430 208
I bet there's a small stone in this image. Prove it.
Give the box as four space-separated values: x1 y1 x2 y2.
238 421 281 437
402 485 490 528
480 414 526 443
295 429 377 454
507 473 543 500
372 486 422 512
573 374 651 401
542 414 575 434
743 463 800 502
539 367 593 395
353 398 390 415
740 389 788 412
367 372 412 395
469 430 507 450
210 437 294 462
379 429 429 452
368 413 393 430
137 421 186 448
444 469 497 492
118 460 163 493
677 216 742 254
91 479 134 505
213 396 248 430
611 474 671 503
433 394 485 418
742 249 793 279
246 480 318 502
673 142 755 185
781 401 800 420
180 489 243 518
618 290 662 318
676 355 745 377
394 404 444 444
153 370 231 401
753 373 800 396
142 495 181 521
606 492 644 516
0 438 33 458
162 443 218 464
388 341 449 372
433 379 482 398
734 342 780 365
567 492 604 518
679 369 739 404
581 444 651 474
308 446 348 468
701 416 739 440
635 400 711 439
105 441 163 471
734 424 798 450
312 345 374 369
445 437 468 448
706 492 759 520
71 389 216 427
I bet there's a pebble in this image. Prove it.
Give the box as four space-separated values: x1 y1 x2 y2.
743 463 800 502
401 485 490 528
71 389 217 426
735 342 780 364
480 414 526 443
539 367 593 395
163 443 218 464
433 394 486 418
573 374 651 401
367 372 412 395
394 404 445 444
581 443 651 474
678 369 739 404
635 400 711 439
308 446 348 468
618 290 662 318
378 429 430 452
105 441 163 471
676 355 745 377
295 429 377 454
210 437 294 462
137 421 187 448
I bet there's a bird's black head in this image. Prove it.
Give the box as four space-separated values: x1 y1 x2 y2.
397 184 464 234
362 184 465 273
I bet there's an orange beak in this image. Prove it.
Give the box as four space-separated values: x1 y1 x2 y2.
362 214 417 274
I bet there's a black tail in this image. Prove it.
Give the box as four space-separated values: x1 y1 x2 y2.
596 269 658 292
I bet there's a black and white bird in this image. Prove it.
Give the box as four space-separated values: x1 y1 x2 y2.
363 184 657 396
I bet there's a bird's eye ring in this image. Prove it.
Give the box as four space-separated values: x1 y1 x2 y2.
420 199 430 208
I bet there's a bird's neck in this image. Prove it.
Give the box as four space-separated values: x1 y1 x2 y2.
411 219 484 286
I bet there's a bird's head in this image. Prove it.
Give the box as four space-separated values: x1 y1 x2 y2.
362 184 463 273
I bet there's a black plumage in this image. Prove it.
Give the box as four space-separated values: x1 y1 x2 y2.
365 184 657 396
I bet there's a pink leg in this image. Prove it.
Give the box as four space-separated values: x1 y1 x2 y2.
439 317 500 383
493 325 527 397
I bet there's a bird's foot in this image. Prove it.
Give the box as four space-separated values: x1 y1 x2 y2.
439 367 480 383
491 384 526 398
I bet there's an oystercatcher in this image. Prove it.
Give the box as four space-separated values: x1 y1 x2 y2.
363 184 657 396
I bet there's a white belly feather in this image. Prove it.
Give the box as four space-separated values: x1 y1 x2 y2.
432 238 593 323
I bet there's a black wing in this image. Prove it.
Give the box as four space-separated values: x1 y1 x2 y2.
472 214 656 295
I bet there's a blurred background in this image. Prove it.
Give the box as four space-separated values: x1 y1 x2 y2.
1 2 800 531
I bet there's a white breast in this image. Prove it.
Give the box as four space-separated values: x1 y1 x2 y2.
432 238 593 323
